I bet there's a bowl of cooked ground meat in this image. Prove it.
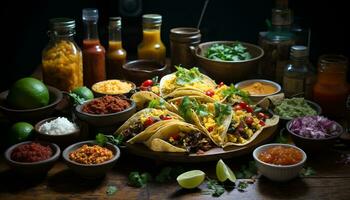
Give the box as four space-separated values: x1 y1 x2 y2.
74 95 136 130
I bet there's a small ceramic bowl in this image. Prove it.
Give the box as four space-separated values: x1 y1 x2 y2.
286 118 343 153
74 96 136 133
122 59 170 85
0 86 63 122
62 140 120 179
91 79 136 97
235 79 281 103
253 143 307 182
35 117 80 147
4 141 60 176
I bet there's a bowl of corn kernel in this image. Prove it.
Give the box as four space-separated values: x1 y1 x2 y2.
91 79 136 97
62 140 120 179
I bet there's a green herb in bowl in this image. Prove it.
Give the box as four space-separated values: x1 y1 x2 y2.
205 43 252 61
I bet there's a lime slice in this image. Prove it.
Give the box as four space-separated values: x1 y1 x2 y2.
216 159 236 183
176 170 205 189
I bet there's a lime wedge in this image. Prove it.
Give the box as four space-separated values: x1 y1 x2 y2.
176 170 205 189
216 159 236 183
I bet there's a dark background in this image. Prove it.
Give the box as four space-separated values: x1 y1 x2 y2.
1 0 349 91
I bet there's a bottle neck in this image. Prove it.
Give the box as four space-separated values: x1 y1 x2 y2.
84 20 99 40
142 24 161 43
290 56 309 66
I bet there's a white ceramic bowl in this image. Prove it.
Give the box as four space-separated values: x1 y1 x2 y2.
235 79 281 103
253 143 307 182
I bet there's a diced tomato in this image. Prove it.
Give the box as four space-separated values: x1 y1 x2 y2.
259 121 265 126
140 85 150 91
245 106 253 113
233 104 243 111
245 116 254 125
144 117 155 127
239 102 248 109
171 134 180 141
218 82 225 87
160 115 172 120
141 79 153 87
205 89 215 97
258 112 269 119
208 127 214 132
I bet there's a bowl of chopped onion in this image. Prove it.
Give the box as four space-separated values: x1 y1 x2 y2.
286 115 344 153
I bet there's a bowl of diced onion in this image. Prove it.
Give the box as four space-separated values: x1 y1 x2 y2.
286 115 343 153
35 117 80 147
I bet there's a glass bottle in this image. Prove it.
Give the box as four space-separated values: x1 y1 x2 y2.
42 18 83 91
106 17 127 79
283 46 315 98
259 0 295 84
82 8 106 88
313 55 349 118
137 14 166 64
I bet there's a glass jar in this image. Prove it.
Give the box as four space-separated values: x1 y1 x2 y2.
82 8 106 88
137 14 166 64
106 17 127 79
313 55 349 118
42 18 83 91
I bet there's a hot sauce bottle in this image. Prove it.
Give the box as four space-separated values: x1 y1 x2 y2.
82 8 106 88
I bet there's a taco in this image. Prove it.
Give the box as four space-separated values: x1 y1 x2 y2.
224 102 279 147
145 122 215 153
177 96 232 146
114 108 184 141
131 91 178 113
212 84 250 105
159 66 217 97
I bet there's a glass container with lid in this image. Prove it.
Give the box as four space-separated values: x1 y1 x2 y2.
42 18 83 91
137 14 166 64
106 17 127 79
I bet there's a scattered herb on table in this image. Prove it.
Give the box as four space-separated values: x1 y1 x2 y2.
128 172 152 188
299 166 316 177
237 181 249 192
155 166 185 183
175 66 202 86
205 43 252 61
106 185 118 195
96 133 124 146
202 178 225 197
235 161 258 179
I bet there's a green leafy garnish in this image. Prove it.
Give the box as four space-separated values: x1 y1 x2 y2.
235 161 257 179
152 76 159 85
203 178 225 197
155 166 185 183
237 181 249 192
205 43 252 61
175 66 202 86
95 133 124 146
299 166 316 177
106 185 118 195
214 102 231 124
68 93 86 105
178 97 210 122
128 172 152 188
222 84 250 103
148 99 166 109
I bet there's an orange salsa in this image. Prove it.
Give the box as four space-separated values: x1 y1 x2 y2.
241 82 277 95
258 146 303 165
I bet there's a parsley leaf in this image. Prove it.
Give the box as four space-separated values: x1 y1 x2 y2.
106 185 118 195
128 172 152 188
221 84 250 103
175 66 202 86
214 102 232 124
299 166 316 177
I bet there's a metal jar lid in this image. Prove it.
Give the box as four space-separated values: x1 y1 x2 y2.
290 45 308 57
143 14 162 24
49 18 75 30
170 27 201 43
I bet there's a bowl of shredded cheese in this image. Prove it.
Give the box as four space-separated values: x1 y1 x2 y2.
91 79 136 97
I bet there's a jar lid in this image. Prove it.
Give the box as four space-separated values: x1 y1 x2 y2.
170 27 201 43
290 45 308 57
143 14 162 24
109 17 122 27
49 18 75 30
83 8 99 21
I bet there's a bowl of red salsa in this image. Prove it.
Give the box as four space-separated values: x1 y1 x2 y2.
253 143 307 182
4 141 60 176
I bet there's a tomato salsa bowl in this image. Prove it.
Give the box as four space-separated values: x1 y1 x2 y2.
253 143 307 182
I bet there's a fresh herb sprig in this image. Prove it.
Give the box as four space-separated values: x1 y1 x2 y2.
178 97 209 122
299 166 316 177
203 178 225 197
95 133 124 146
175 66 202 86
128 172 152 188
206 43 252 61
222 84 250 104
106 185 118 195
147 99 166 109
235 161 258 179
214 102 232 124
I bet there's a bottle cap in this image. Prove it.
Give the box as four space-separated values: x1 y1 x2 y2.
49 18 75 30
83 8 99 21
291 45 308 57
109 17 122 27
142 14 162 24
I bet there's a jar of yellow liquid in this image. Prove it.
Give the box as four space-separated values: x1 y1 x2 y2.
137 14 166 64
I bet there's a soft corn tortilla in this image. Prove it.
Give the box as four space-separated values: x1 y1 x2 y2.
114 108 184 137
223 115 280 147
145 121 211 153
131 91 178 113
164 89 215 103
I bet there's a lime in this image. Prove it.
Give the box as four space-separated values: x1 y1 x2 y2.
7 77 49 109
176 170 205 189
216 159 236 183
71 86 94 101
8 122 34 144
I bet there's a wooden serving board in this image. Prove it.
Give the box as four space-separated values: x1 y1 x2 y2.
125 125 278 162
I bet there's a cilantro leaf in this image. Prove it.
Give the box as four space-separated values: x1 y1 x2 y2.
221 84 250 103
96 133 108 146
206 43 252 61
235 161 257 179
175 66 202 86
128 172 151 188
237 181 249 192
106 185 118 195
155 166 185 183
299 166 316 177
96 133 124 146
205 178 225 197
148 99 165 109
178 96 195 122
214 102 232 124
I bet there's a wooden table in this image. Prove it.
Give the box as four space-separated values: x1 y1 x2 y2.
1 144 350 200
